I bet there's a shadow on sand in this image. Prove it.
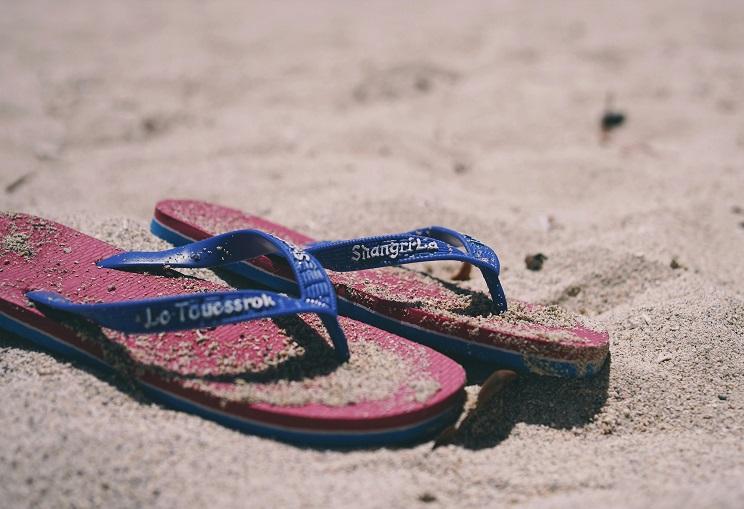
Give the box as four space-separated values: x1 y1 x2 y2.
434 354 611 450
216 264 612 450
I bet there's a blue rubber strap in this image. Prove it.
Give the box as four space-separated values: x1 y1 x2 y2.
28 230 349 361
98 229 335 310
305 226 507 312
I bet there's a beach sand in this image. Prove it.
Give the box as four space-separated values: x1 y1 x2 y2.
1 1 743 507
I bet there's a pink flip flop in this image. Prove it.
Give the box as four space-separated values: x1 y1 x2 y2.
151 200 609 378
0 213 465 446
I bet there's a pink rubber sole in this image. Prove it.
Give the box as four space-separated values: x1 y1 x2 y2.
0 213 466 443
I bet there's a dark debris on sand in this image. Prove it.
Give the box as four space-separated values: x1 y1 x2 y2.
525 253 548 271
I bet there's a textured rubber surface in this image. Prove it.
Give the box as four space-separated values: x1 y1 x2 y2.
0 213 466 446
152 200 610 377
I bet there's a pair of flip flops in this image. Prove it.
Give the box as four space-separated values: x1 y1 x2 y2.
0 201 609 446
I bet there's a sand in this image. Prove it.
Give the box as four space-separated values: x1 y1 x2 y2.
1 0 743 507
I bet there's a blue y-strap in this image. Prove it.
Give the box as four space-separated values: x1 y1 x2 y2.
26 230 349 361
305 226 507 313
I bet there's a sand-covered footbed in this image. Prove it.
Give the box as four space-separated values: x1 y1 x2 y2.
1 215 444 408
336 266 605 340
2 1 744 507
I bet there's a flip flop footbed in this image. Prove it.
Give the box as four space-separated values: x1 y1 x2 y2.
0 213 465 445
152 200 610 377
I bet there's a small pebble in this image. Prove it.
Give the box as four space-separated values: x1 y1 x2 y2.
599 110 625 132
718 394 728 401
601 111 626 132
566 286 581 297
418 492 437 503
107 284 116 292
525 253 547 271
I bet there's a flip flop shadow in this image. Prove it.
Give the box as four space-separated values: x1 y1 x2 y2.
439 354 611 450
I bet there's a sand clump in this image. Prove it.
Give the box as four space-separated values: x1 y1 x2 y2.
1 231 34 259
187 340 440 407
0 215 60 260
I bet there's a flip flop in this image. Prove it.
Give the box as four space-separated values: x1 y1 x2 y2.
0 213 465 446
150 200 610 378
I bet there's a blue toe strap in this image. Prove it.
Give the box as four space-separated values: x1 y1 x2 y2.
27 230 349 361
305 226 507 313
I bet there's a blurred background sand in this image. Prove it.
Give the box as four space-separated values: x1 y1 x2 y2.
1 1 743 507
